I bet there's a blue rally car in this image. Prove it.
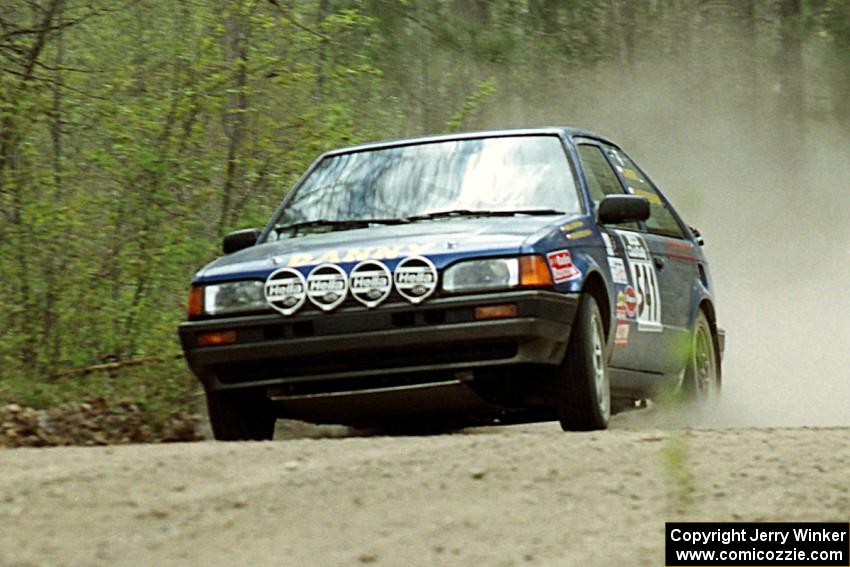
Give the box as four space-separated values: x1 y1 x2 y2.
178 128 724 439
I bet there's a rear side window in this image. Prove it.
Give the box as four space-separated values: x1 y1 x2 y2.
603 145 684 239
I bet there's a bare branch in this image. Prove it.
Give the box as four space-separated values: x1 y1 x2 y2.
267 0 329 42
50 354 183 380
31 59 88 73
0 17 77 42
20 0 60 82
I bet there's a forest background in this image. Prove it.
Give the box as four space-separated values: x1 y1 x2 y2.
1 0 848 439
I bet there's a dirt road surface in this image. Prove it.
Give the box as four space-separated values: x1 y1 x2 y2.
2 412 848 567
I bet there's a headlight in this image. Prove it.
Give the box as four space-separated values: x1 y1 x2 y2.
442 258 519 293
189 281 267 316
442 256 554 294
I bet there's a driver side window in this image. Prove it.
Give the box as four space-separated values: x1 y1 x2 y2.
577 144 625 205
576 144 639 230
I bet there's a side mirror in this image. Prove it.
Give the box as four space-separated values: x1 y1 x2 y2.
223 228 260 254
597 195 650 224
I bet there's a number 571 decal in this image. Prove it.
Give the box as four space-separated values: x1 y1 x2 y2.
617 231 662 332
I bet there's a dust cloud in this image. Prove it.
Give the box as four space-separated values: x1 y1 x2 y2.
482 56 850 427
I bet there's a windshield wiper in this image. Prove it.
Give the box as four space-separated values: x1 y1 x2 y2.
405 208 565 221
275 218 409 234
276 209 566 233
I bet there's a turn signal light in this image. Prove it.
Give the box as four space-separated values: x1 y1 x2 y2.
519 255 553 287
188 285 204 318
196 330 237 347
474 304 518 320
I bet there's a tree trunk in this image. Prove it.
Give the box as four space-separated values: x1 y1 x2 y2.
776 0 804 137
775 0 804 184
220 2 249 232
44 0 66 374
738 0 759 130
620 0 636 68
314 0 330 103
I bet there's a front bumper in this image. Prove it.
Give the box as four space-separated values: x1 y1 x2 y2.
178 290 577 420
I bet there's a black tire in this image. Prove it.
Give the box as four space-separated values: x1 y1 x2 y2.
206 390 276 441
554 293 610 431
682 309 720 401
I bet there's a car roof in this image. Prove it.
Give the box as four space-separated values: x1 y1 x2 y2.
321 127 619 157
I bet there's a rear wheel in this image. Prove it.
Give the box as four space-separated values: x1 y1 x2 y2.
553 293 610 431
206 390 276 441
682 310 720 400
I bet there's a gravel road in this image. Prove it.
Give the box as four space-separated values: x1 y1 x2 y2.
2 411 848 567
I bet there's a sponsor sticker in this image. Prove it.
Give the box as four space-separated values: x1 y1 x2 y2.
632 188 663 205
394 256 438 304
278 242 435 268
306 263 348 311
631 259 662 332
624 285 638 318
546 250 581 283
265 267 307 316
601 233 616 257
616 231 663 330
614 322 630 347
561 220 584 232
618 231 650 260
609 257 628 285
561 220 592 241
565 228 592 240
619 167 642 182
349 260 392 308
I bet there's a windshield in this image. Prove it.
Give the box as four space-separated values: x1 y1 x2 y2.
271 135 582 230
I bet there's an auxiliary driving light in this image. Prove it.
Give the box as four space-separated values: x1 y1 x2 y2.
474 304 518 320
196 330 237 347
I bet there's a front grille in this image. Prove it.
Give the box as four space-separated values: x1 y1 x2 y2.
213 340 518 384
230 303 469 345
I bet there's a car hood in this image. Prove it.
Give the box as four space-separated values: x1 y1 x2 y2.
197 216 571 282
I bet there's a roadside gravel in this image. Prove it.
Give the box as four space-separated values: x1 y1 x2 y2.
2 416 848 567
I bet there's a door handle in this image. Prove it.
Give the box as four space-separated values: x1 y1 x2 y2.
653 256 665 270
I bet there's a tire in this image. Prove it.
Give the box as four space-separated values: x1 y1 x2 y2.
206 390 276 441
682 310 720 401
554 293 610 431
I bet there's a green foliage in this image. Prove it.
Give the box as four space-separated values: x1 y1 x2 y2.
660 434 698 514
445 78 496 132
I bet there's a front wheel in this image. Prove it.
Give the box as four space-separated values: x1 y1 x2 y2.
206 390 276 441
553 293 610 431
